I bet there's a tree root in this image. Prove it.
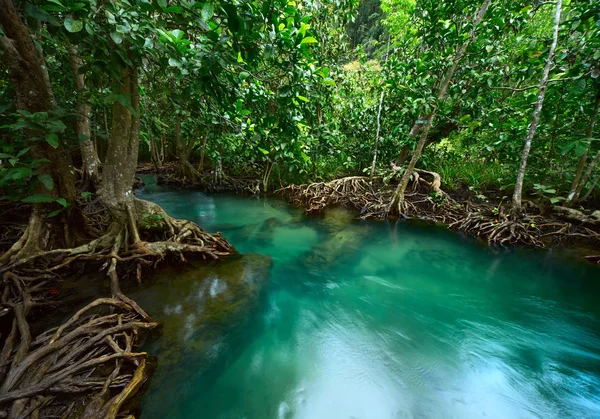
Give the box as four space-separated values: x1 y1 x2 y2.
0 268 158 418
449 212 544 247
276 175 461 222
0 198 234 418
277 175 600 254
158 171 260 195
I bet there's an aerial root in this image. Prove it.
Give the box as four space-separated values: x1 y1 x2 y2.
158 170 260 195
0 203 234 418
276 173 460 222
278 175 600 250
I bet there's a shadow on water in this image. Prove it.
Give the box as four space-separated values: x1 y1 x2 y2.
124 253 273 418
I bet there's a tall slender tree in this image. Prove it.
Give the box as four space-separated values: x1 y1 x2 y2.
511 0 563 218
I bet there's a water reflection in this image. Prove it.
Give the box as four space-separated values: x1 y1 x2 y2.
135 186 600 419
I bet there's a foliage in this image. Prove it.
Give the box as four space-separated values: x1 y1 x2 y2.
1 0 600 209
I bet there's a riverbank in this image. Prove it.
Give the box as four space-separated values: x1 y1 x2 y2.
140 164 600 265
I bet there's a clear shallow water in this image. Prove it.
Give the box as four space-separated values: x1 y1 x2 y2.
136 179 600 419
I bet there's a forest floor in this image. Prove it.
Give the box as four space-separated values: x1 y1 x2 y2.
141 162 600 265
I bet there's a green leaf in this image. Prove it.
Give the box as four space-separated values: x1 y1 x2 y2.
12 167 33 180
81 191 93 201
239 71 249 80
168 58 182 67
64 17 83 33
297 95 309 102
16 147 30 158
22 194 54 203
171 29 184 40
300 36 317 44
45 133 59 148
223 4 241 34
116 24 131 34
47 210 62 218
38 174 54 191
110 31 123 44
202 2 214 21
56 198 68 207
258 147 269 155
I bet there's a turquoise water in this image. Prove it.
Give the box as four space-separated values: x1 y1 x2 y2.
135 180 600 419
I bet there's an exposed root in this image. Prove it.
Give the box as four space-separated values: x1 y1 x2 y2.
158 171 260 195
0 269 158 418
276 174 462 223
277 175 600 254
0 197 234 418
449 211 544 247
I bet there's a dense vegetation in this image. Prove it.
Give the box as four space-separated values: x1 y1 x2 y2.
0 0 599 416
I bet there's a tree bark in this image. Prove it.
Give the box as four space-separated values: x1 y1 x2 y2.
68 44 100 191
0 0 77 261
567 88 600 205
198 135 208 171
370 36 390 178
388 0 491 215
174 112 201 180
511 0 562 218
99 64 141 230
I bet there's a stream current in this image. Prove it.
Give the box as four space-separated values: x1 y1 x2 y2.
134 177 600 419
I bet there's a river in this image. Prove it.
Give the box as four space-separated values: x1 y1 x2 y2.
133 178 600 419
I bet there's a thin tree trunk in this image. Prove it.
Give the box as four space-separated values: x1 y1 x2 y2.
567 89 600 205
370 36 390 178
68 44 100 191
174 112 200 180
149 133 160 172
0 0 77 261
198 136 208 172
574 149 600 203
582 178 597 202
388 0 492 215
370 90 386 178
511 0 562 217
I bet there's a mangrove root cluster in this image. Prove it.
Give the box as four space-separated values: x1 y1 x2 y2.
276 173 462 223
276 173 600 251
0 276 156 418
0 197 234 418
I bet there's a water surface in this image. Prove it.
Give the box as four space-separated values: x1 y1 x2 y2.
136 180 600 419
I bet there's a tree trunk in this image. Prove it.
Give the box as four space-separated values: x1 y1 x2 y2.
174 112 200 180
388 0 491 215
149 133 161 172
511 0 562 218
99 64 141 235
574 149 600 203
68 44 100 191
370 90 385 178
198 135 208 172
0 0 77 262
567 88 600 205
370 36 390 178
